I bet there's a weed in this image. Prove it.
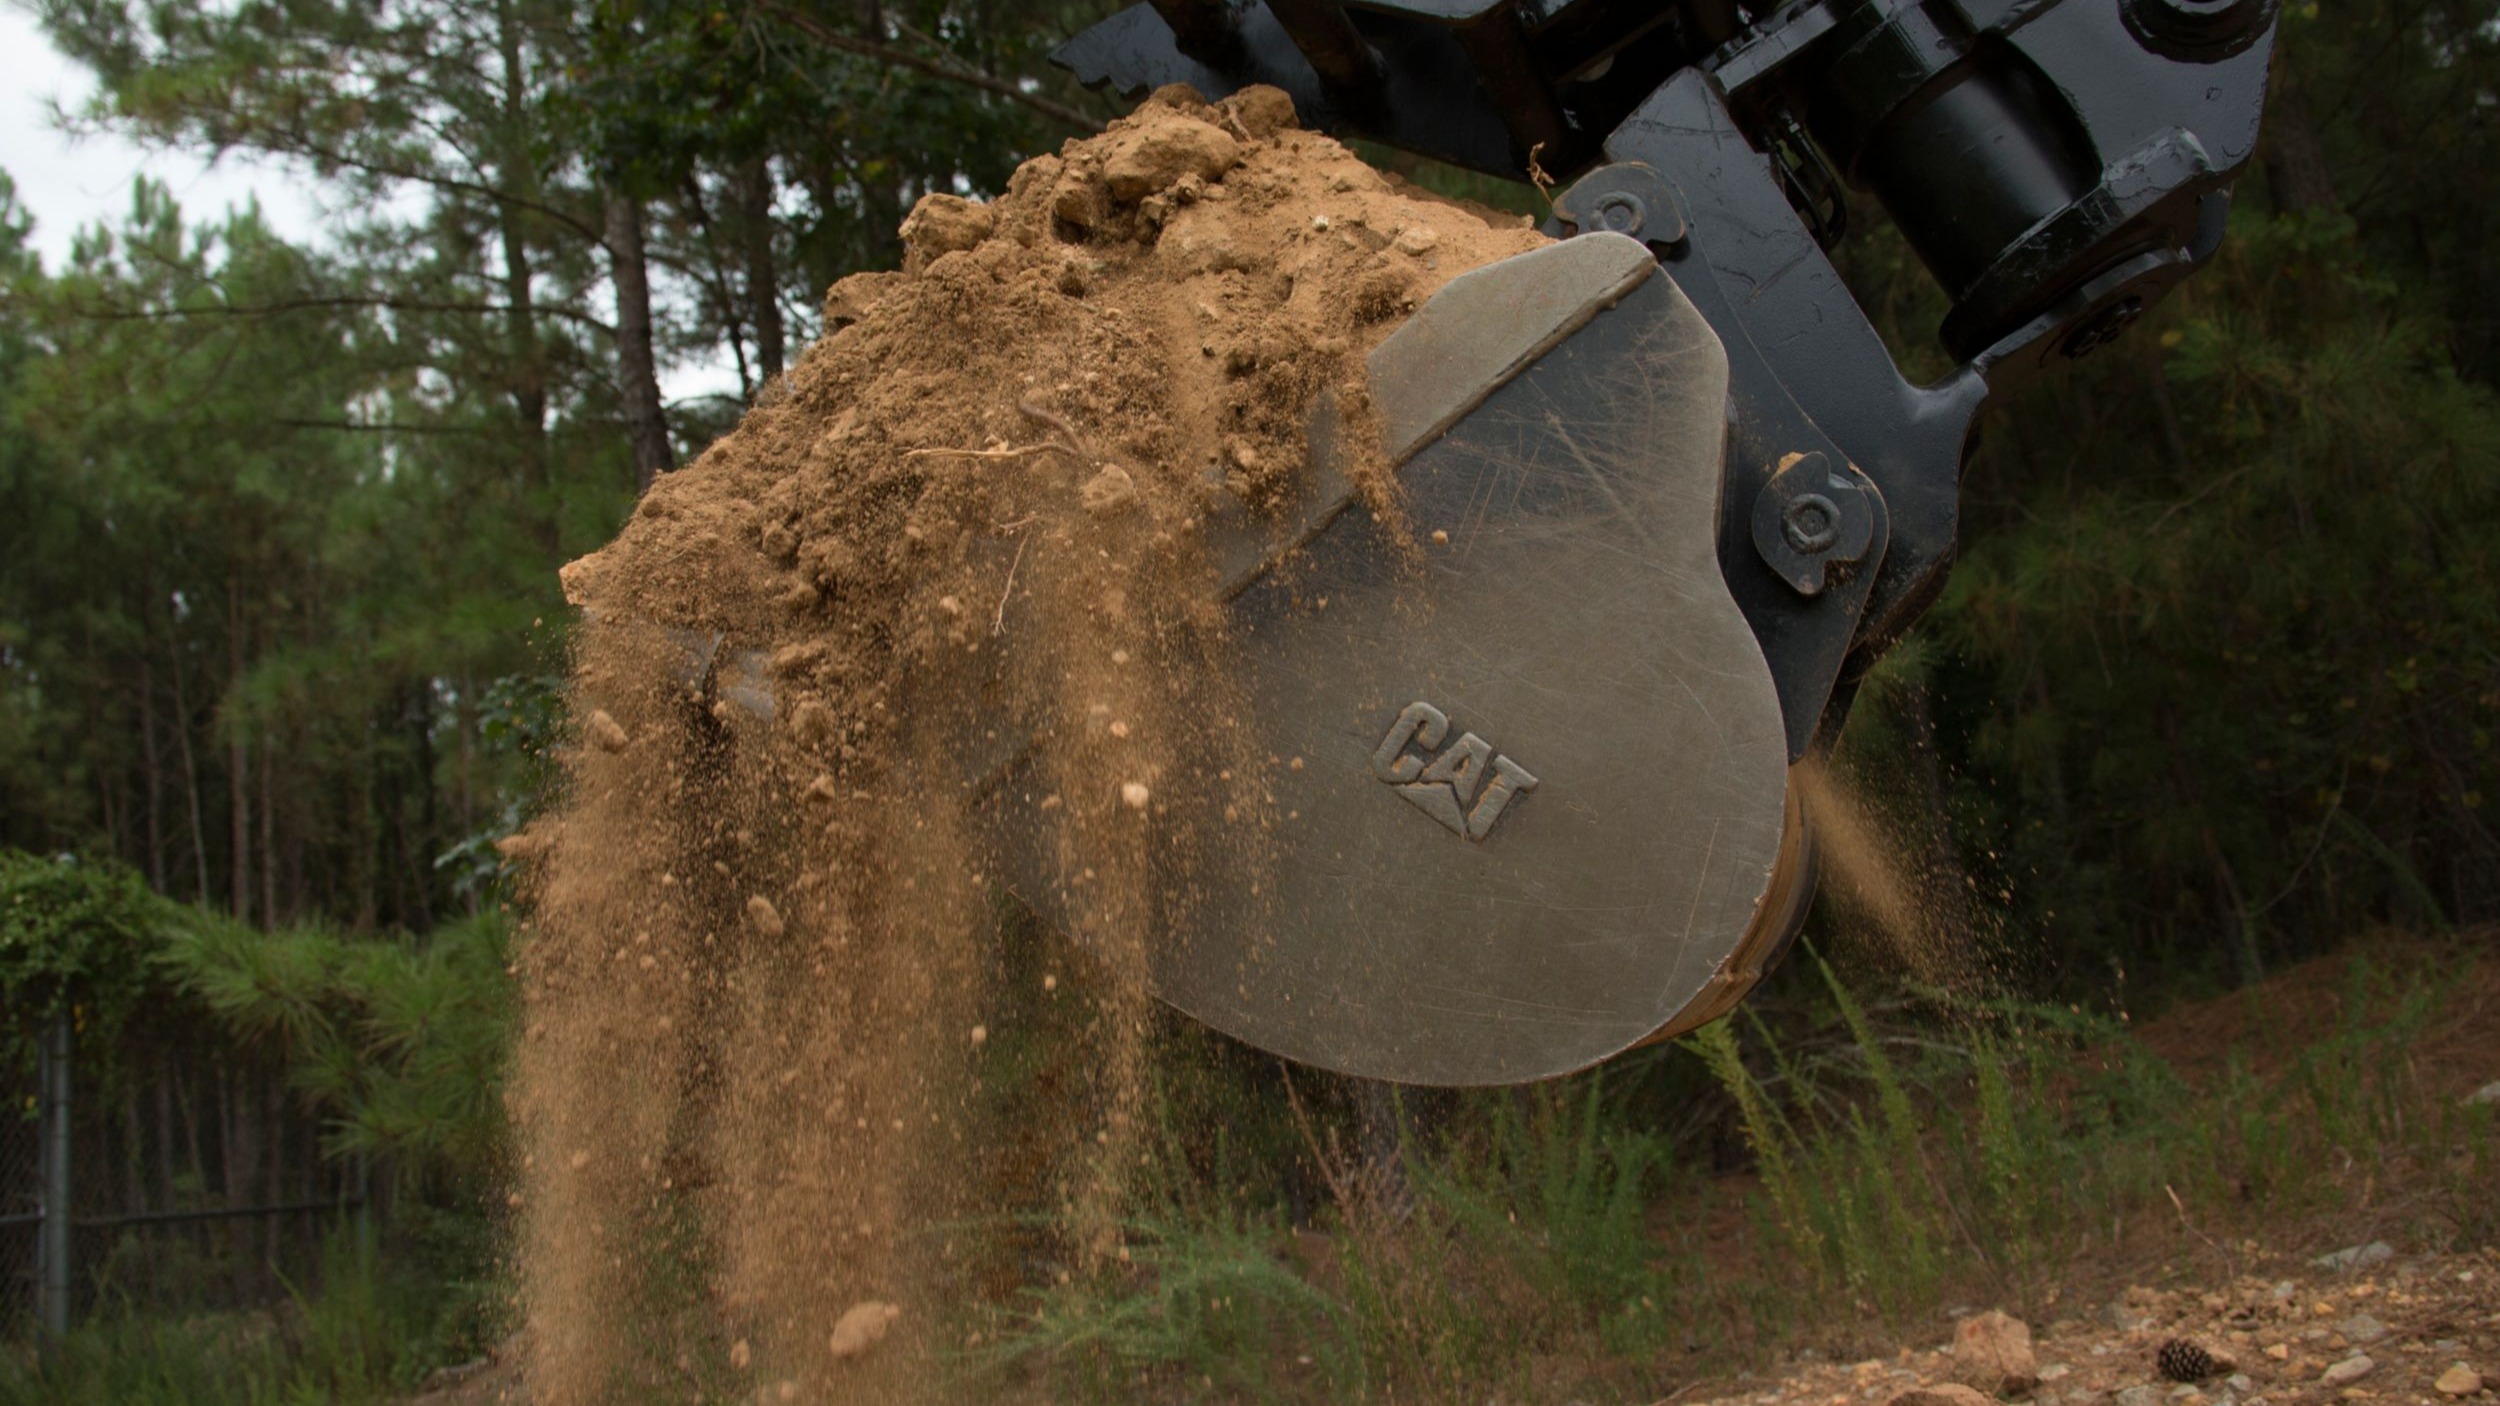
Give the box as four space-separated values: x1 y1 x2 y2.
968 1206 1361 1402
0 1234 437 1406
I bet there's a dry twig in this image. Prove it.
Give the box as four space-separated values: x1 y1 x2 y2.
992 534 1029 637
903 443 1061 462
1525 141 1557 201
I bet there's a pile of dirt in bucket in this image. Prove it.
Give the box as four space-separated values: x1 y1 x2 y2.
506 85 1544 1404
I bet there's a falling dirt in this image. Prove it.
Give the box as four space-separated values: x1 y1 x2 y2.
1799 757 2004 999
506 86 1543 1405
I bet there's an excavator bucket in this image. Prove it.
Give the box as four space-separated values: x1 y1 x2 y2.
1022 0 2278 1082
639 0 2277 1086
966 234 1811 1086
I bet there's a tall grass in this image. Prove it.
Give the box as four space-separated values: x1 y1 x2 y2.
970 1203 1364 1403
0 1236 441 1406
986 949 2495 1402
1697 951 2497 1335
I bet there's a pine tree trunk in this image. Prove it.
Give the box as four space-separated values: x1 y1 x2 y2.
217 1065 237 1203
156 1070 177 1213
2261 60 2342 218
123 1098 145 1217
605 186 676 491
737 158 785 383
357 749 379 929
180 1062 204 1193
140 653 166 891
854 0 905 272
173 643 212 905
93 623 123 856
264 1076 285 1269
228 571 251 925
260 733 277 926
2201 824 2265 987
493 0 555 560
409 687 440 930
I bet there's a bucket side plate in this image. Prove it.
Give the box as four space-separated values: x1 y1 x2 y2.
1149 259 1790 1085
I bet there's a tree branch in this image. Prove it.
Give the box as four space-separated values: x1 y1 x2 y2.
269 418 506 435
57 293 617 336
752 3 1107 136
265 126 611 247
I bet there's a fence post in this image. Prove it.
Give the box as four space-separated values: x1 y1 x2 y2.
37 1010 73 1341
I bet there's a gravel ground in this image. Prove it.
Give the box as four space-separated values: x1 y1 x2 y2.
1683 1248 2497 1406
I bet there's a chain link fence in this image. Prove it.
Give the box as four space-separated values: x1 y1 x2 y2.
0 1080 35 1333
2 1015 366 1340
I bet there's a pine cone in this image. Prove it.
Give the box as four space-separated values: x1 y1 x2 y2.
2156 1338 2236 1382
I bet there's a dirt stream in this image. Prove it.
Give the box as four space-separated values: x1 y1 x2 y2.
507 86 1542 1404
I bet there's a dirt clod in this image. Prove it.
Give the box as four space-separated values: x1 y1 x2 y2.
745 895 784 939
585 709 629 752
828 1301 902 1360
898 194 995 272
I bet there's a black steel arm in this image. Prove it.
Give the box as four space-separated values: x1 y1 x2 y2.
1056 0 2275 756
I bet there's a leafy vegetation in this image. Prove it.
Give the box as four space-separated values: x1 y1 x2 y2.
977 948 2496 1402
0 849 174 1074
162 909 516 1189
0 1 1127 932
0 1234 451 1406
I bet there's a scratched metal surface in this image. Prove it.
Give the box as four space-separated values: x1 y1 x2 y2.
1156 267 1790 1085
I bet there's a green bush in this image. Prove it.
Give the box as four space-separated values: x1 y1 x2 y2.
0 848 178 1077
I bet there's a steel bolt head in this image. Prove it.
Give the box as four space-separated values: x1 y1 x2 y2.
1782 493 1841 553
2062 295 2146 360
1591 191 1646 237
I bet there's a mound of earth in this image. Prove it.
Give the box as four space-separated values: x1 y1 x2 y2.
507 85 1545 1406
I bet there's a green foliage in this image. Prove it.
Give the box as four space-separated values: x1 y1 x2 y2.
977 1207 1363 1402
987 946 2486 1400
1393 1079 1683 1365
1693 955 2493 1336
160 909 515 1187
1 0 1128 937
0 179 562 929
434 671 567 907
1695 1019 1818 1265
0 1235 445 1406
0 847 176 1076
1930 115 2500 979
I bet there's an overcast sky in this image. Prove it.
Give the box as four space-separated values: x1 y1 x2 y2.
0 4 743 405
0 4 330 267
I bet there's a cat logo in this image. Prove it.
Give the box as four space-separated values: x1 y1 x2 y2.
1369 701 1539 840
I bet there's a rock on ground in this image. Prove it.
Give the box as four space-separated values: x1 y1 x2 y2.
2319 1353 2376 1386
1956 1310 2041 1395
1887 1385 2000 1406
2313 1241 2396 1272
